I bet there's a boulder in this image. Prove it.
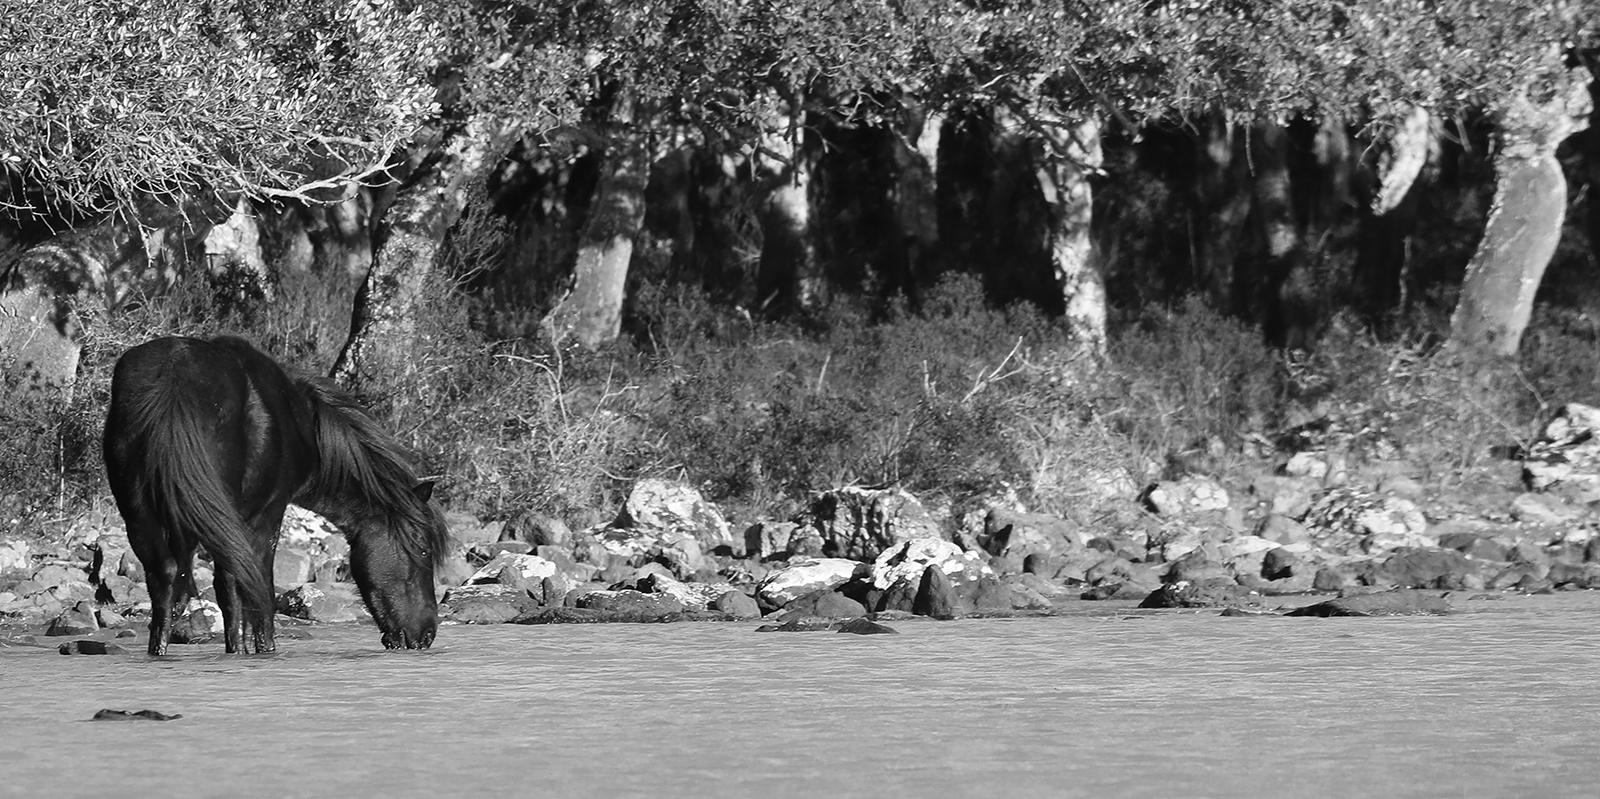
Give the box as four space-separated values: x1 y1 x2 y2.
913 565 956 620
58 640 129 656
1143 476 1231 516
1256 514 1313 546
1138 579 1261 609
1380 548 1477 589
793 486 946 561
711 590 761 619
1302 487 1428 554
979 509 1082 575
835 617 899 635
572 589 686 618
46 602 99 636
872 537 994 592
438 583 541 623
273 548 313 587
777 589 866 620
169 599 224 644
614 478 734 553
588 526 709 581
1163 550 1230 584
1285 589 1451 617
634 570 734 612
275 584 371 623
756 558 869 610
467 551 561 594
0 540 30 575
1523 403 1600 501
1510 492 1576 525
504 512 572 547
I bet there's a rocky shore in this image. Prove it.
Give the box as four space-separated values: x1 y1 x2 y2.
9 403 1600 650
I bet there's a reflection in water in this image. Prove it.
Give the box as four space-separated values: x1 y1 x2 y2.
5 593 1600 797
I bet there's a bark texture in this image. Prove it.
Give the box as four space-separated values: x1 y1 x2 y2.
1035 114 1106 354
1448 76 1592 359
755 100 819 313
332 114 514 388
543 99 651 349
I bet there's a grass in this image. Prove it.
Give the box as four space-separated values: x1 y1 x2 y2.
3 261 1586 549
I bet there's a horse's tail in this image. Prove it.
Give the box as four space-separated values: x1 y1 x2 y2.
116 372 271 609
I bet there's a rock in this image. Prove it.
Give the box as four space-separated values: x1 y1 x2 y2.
979 509 1082 575
467 551 560 593
1376 474 1425 500
1252 475 1316 518
46 603 99 636
588 526 709 581
874 576 921 613
445 509 496 547
778 589 866 620
1006 571 1073 600
756 558 869 610
1510 492 1576 525
1523 403 1600 500
440 583 542 624
117 550 144 581
746 521 805 559
1138 579 1261 609
1284 451 1331 480
58 640 129 655
572 589 686 618
275 584 371 623
1303 487 1428 554
635 570 734 611
1260 515 1312 547
91 709 181 721
1547 562 1600 589
836 617 898 635
872 537 994 593
1488 562 1547 590
1437 530 1510 561
1261 547 1303 580
1285 589 1451 616
0 540 30 575
913 565 957 619
1163 550 1230 584
711 590 761 619
615 478 734 552
1380 548 1477 589
793 486 946 562
505 512 572 548
273 548 313 586
98 574 139 604
169 599 224 644
755 617 836 632
95 606 128 629
1143 476 1231 516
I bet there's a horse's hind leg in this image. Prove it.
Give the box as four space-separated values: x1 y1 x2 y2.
125 519 181 657
214 569 245 654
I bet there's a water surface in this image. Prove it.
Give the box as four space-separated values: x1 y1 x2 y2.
4 593 1597 797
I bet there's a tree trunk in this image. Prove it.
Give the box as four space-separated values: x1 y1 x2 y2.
889 102 942 291
1192 114 1251 311
331 114 514 388
542 95 650 349
1447 77 1591 359
1035 114 1106 355
755 98 819 313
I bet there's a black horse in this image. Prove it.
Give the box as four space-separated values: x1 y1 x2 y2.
103 335 448 655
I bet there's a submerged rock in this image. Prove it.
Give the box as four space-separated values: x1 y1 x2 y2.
835 617 898 635
92 709 181 721
1285 589 1451 617
58 640 129 655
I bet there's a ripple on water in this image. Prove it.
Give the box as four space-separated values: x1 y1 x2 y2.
3 592 1599 797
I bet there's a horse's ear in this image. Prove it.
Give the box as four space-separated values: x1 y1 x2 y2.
413 480 435 503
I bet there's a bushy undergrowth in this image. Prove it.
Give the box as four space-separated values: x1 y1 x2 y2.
6 266 1594 541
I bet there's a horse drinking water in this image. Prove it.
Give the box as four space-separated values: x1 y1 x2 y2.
103 336 449 655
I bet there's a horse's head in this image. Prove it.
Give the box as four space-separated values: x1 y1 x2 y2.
338 483 447 650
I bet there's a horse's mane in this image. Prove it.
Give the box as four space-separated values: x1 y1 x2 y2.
298 377 449 566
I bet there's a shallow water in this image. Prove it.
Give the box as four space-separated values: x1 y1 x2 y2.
3 593 1598 798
